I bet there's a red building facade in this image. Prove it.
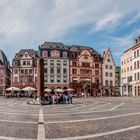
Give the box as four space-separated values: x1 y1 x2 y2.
69 46 102 96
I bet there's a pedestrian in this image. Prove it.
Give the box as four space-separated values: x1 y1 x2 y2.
82 92 84 97
69 93 73 104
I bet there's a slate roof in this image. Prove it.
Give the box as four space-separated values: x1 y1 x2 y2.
14 49 39 59
0 50 9 67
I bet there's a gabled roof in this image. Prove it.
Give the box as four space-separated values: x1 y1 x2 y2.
14 49 38 59
102 48 116 65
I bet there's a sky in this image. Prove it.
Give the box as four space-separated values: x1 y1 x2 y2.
0 0 140 66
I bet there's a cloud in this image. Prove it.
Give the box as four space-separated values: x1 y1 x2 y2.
0 0 140 65
92 13 121 32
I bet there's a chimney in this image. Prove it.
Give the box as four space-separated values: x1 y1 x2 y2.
138 36 140 43
134 38 138 45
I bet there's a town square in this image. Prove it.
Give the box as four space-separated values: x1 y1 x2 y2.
0 0 140 140
0 97 140 140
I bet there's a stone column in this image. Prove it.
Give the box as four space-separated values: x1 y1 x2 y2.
28 58 44 105
37 58 44 98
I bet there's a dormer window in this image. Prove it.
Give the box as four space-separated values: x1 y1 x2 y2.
51 50 60 57
14 61 18 66
63 51 67 57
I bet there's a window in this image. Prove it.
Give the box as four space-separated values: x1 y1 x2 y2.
35 77 37 82
42 51 48 57
107 59 110 62
27 61 30 65
105 72 108 77
110 81 113 86
44 60 48 65
72 62 77 66
138 72 140 80
57 76 61 83
105 65 108 69
95 64 99 68
20 69 24 74
124 69 126 73
50 77 54 82
127 67 129 72
25 69 28 74
22 61 26 65
82 62 90 67
44 68 47 73
0 79 3 84
63 76 67 83
28 76 32 82
105 80 108 86
57 68 60 74
63 61 67 66
95 70 99 75
14 77 18 83
50 60 54 65
57 60 61 65
29 69 32 74
80 69 91 75
51 68 54 74
44 77 48 83
63 68 67 74
110 65 113 69
51 50 60 57
14 69 18 74
14 61 18 66
137 61 139 69
63 52 67 57
72 69 77 74
130 66 132 71
134 51 136 58
128 76 132 82
137 50 139 57
124 60 126 64
134 62 136 69
110 73 112 77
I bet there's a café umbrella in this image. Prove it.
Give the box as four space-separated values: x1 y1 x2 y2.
54 88 64 93
44 88 52 92
6 87 20 91
66 88 75 91
22 87 37 91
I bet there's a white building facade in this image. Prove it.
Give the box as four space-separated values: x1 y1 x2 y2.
102 48 116 96
121 48 133 96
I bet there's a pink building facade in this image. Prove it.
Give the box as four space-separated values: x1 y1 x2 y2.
0 50 10 95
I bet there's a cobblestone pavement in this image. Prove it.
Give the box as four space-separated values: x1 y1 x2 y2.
1 97 140 139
